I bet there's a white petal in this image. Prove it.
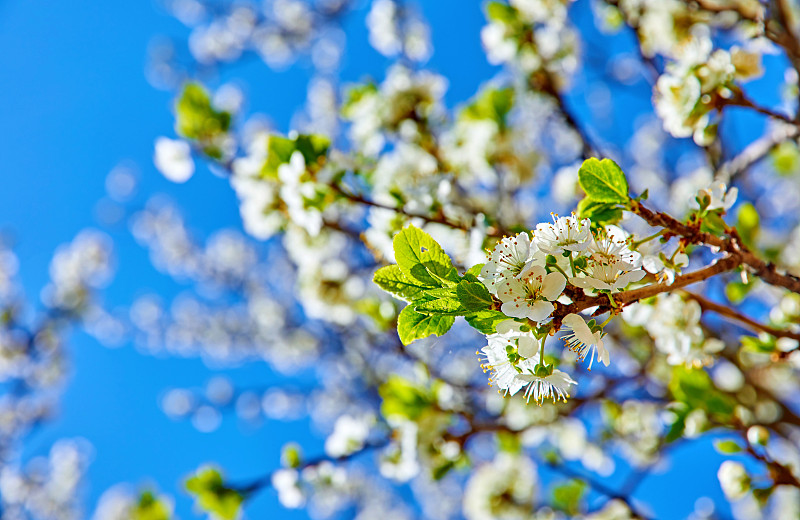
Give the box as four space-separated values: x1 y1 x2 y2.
541 272 566 300
597 340 610 366
563 313 593 343
496 320 522 335
527 300 554 322
497 279 525 303
501 301 528 319
517 335 538 358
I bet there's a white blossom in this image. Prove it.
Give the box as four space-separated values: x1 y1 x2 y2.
562 313 609 369
497 265 565 322
463 453 536 520
717 460 749 500
154 137 195 183
694 181 738 212
480 232 544 295
380 421 420 482
533 214 592 255
325 414 373 458
571 261 645 293
643 251 689 285
479 331 539 396
279 151 323 237
272 468 306 508
519 366 577 404
587 226 641 267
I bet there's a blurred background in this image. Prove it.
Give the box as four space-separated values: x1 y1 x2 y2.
1 0 798 518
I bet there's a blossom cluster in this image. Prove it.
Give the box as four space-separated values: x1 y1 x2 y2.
475 214 646 404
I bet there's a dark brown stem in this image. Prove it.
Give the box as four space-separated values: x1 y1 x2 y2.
728 94 796 126
684 290 800 343
630 201 800 294
550 255 740 328
328 183 487 235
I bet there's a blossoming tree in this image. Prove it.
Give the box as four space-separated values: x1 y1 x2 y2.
5 0 800 519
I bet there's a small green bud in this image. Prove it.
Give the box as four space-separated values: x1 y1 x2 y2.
281 443 303 468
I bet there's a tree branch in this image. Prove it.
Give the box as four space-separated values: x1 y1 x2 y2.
630 200 800 294
684 290 800 344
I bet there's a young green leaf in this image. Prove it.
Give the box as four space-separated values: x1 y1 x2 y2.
175 82 231 142
457 280 493 311
464 310 509 334
393 226 458 285
465 263 485 278
379 376 432 421
261 133 330 179
414 295 468 316
578 158 629 204
397 305 455 345
714 439 743 454
185 466 243 520
133 491 172 520
551 479 587 516
576 198 623 228
373 265 431 302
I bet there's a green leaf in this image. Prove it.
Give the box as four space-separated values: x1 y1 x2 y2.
466 263 485 278
175 82 231 142
393 226 458 286
373 265 431 302
736 203 759 248
669 366 736 423
551 479 587 515
486 1 517 24
465 310 509 334
414 296 467 316
431 460 456 480
379 375 432 421
725 279 754 304
262 135 296 178
576 198 623 229
462 87 515 128
457 280 493 311
260 133 330 179
496 431 522 454
701 211 727 235
185 467 243 520
714 439 743 454
133 491 172 520
281 443 303 468
771 140 800 176
342 82 378 117
665 403 689 443
578 158 629 204
294 134 331 167
397 305 455 345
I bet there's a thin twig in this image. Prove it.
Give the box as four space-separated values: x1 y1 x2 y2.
684 290 800 343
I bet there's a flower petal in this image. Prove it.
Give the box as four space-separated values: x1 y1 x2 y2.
501 301 527 319
541 272 566 300
527 300 554 322
517 335 538 358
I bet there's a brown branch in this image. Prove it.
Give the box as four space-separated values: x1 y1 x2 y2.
727 94 797 126
743 436 800 488
715 124 800 183
684 290 800 343
328 183 491 235
531 70 597 160
775 0 800 91
550 255 740 328
630 200 800 294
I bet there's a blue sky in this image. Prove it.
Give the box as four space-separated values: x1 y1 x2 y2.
0 0 764 517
